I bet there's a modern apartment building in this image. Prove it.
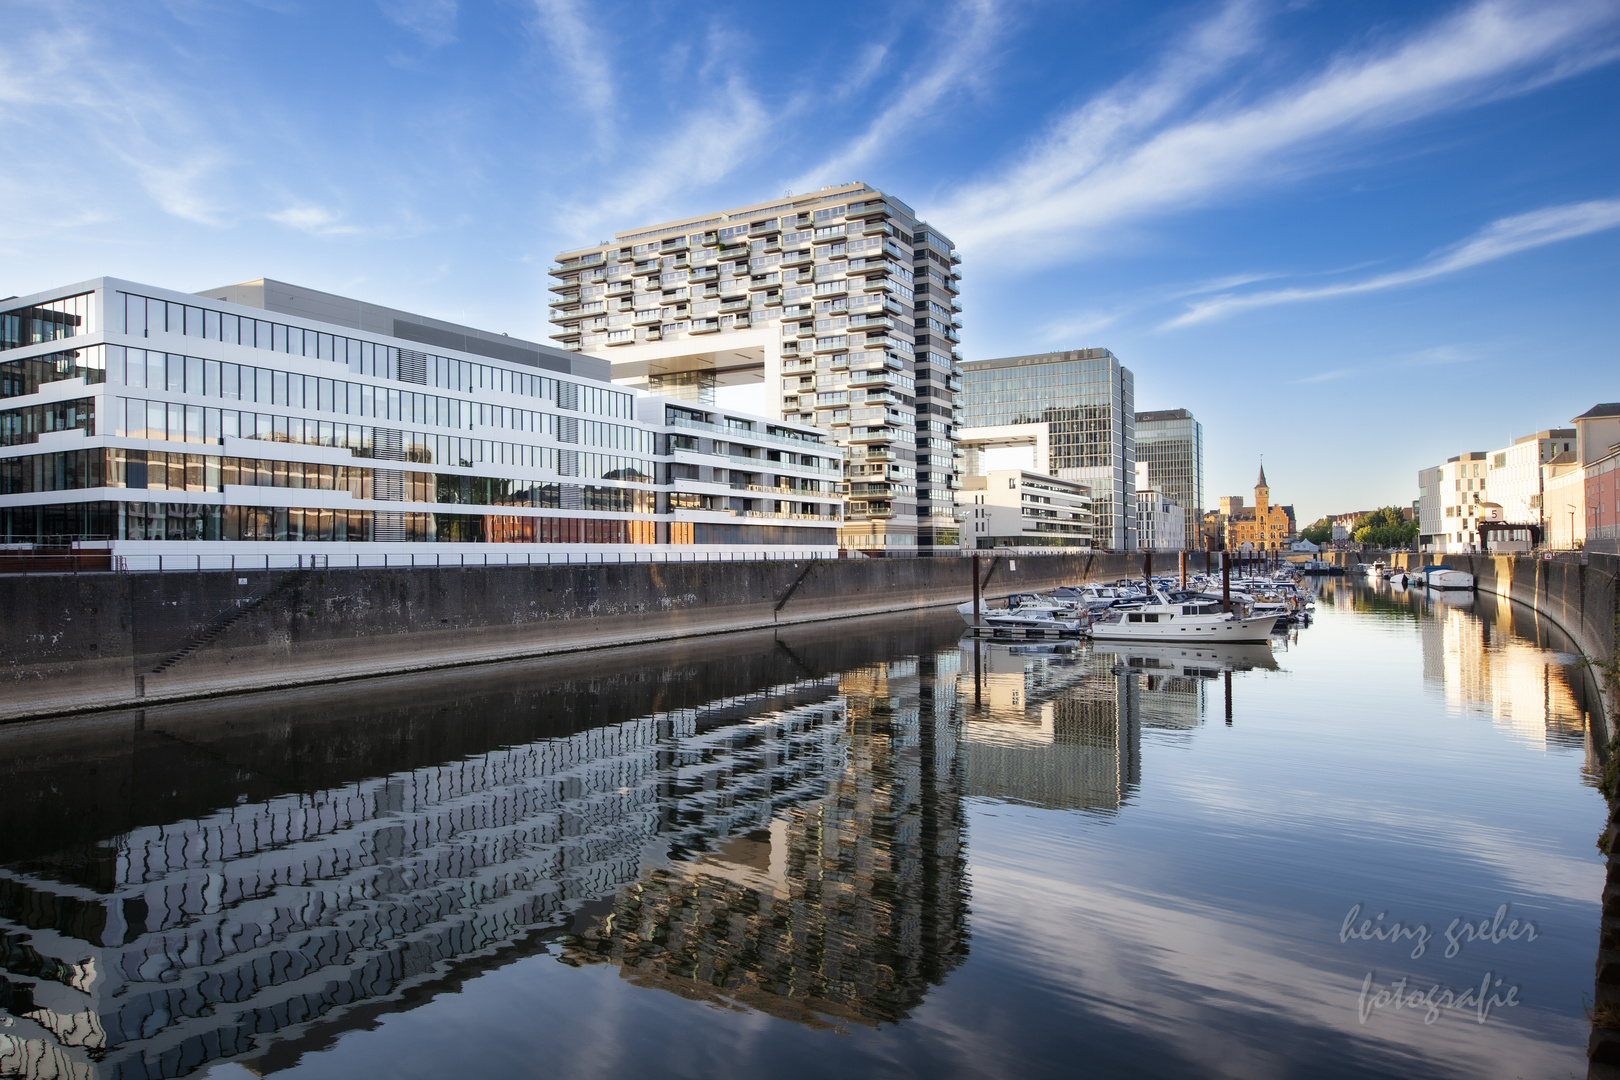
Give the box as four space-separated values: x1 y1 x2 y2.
958 348 1136 551
1134 461 1185 553
955 469 1092 551
547 183 963 554
0 277 844 561
1133 408 1202 551
1483 429 1575 526
1417 451 1490 553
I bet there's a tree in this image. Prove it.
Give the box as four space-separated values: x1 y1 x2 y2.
1301 518 1334 545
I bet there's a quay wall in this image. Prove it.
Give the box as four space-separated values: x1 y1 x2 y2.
0 550 1211 722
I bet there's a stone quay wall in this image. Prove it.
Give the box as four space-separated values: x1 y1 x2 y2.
1 550 1213 722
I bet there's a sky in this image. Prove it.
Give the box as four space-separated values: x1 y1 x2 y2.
1 0 1615 524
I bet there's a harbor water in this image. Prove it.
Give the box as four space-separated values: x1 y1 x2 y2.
0 578 1608 1079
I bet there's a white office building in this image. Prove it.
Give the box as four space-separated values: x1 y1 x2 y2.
0 278 844 564
955 469 1092 551
1416 452 1489 553
1134 461 1185 553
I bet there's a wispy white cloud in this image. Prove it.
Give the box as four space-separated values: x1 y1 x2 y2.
268 204 364 236
555 80 773 243
786 0 1002 194
939 0 1620 265
1165 196 1620 327
530 0 614 128
377 0 458 48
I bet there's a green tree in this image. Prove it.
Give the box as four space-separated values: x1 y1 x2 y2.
1302 518 1333 545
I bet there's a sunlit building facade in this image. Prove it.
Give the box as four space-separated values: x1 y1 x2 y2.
1133 408 1202 551
0 278 843 561
547 183 963 554
958 348 1136 551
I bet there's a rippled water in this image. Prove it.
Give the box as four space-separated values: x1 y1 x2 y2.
0 579 1606 1079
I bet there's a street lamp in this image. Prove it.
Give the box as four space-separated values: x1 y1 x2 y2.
1567 504 1577 550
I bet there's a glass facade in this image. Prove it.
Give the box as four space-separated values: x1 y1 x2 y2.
960 349 1136 551
0 280 845 553
1134 409 1203 550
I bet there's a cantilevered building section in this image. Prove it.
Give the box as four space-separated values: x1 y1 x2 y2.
1134 409 1203 551
0 277 843 561
958 348 1136 551
547 183 964 554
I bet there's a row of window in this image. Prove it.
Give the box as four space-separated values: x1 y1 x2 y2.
1 345 107 398
117 292 635 418
115 347 653 452
109 397 654 480
118 503 663 545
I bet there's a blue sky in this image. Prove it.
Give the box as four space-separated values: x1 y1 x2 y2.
2 0 1615 523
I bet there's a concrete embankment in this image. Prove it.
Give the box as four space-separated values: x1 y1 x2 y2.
1 550 1211 722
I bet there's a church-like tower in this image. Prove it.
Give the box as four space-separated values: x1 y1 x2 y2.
1255 463 1269 517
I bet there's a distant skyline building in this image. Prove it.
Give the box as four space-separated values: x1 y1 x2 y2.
958 348 1136 551
1133 409 1203 551
547 182 963 553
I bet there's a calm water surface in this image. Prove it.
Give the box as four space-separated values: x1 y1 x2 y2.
0 579 1607 1079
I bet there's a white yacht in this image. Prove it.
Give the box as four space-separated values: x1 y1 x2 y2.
1417 564 1475 591
1088 591 1280 643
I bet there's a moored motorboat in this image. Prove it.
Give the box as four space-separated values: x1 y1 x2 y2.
1087 591 1280 643
1416 564 1474 591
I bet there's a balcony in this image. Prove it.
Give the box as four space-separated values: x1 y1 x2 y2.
748 222 781 238
731 314 751 329
631 262 661 277
846 427 896 444
688 266 718 283
718 283 748 301
746 276 778 292
690 319 721 335
862 220 893 237
661 238 690 253
549 330 581 342
780 249 813 268
604 282 634 298
656 292 686 307
632 310 662 326
861 276 890 293
814 281 849 299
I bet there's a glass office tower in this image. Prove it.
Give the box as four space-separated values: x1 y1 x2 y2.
1134 408 1203 550
958 349 1135 551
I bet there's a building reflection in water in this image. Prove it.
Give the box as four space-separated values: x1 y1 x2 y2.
561 650 971 1028
1409 583 1591 749
0 618 977 1080
953 638 1276 812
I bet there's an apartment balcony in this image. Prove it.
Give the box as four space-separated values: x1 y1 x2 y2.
549 330 581 342
656 292 686 306
862 220 894 237
547 279 580 296
731 314 752 329
814 282 849 298
631 310 662 326
794 324 817 338
604 282 634 298
642 329 662 341
951 300 963 312
661 239 690 253
846 427 896 444
690 319 721 335
718 282 748 301
632 262 661 277
688 266 718 283
699 232 721 247
717 245 749 262
780 250 813 268
748 222 782 238
746 276 778 291
847 314 895 332
861 276 890 293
